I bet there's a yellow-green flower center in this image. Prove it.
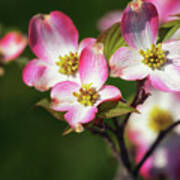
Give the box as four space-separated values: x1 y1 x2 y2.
148 106 173 133
56 52 79 75
139 44 167 70
73 83 99 106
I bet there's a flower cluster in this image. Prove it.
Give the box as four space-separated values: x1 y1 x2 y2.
22 11 122 131
20 0 180 179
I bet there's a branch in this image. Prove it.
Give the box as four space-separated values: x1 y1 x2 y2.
115 124 132 175
89 127 121 163
133 120 180 177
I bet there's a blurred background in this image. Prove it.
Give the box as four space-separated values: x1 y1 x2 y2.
0 0 135 179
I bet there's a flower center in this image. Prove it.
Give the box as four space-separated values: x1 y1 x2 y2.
139 44 167 70
73 83 99 106
56 52 79 75
148 106 173 133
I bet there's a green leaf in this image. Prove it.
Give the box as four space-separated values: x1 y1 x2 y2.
97 23 126 61
158 19 180 42
36 98 65 121
62 126 74 136
160 19 180 28
15 57 30 68
162 25 180 41
97 101 138 119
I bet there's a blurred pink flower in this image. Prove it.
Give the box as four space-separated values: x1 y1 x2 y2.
109 1 180 92
0 32 27 63
97 10 122 32
128 88 180 179
23 11 96 91
97 0 180 31
50 43 122 132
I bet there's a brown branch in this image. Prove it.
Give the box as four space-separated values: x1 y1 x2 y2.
133 120 180 178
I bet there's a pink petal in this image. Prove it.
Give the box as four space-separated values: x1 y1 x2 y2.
79 43 108 90
64 105 98 129
97 10 123 32
110 47 149 80
162 40 180 60
146 0 180 23
121 2 158 49
50 81 80 111
23 59 66 91
149 65 180 92
0 32 27 62
29 11 78 63
97 85 122 105
136 145 153 179
78 38 96 55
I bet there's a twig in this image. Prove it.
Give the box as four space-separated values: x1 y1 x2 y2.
115 124 132 176
133 120 180 177
89 127 121 163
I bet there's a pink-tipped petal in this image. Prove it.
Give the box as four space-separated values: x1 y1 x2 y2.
97 85 122 105
79 43 108 90
78 38 96 55
64 105 98 129
23 59 66 91
136 145 153 179
50 81 80 111
121 2 158 49
97 10 123 32
146 0 180 23
29 11 78 63
149 65 180 92
162 40 180 60
0 32 27 62
110 47 149 80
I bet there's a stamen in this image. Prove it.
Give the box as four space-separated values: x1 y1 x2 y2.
73 83 99 107
140 44 167 70
56 52 79 75
148 106 173 133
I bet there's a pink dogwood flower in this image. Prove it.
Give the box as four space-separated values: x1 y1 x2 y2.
97 10 122 31
23 11 96 91
97 0 180 31
146 0 180 23
110 1 180 92
50 43 122 132
0 32 27 63
127 88 180 179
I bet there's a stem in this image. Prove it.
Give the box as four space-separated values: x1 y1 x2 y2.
89 127 121 163
133 121 180 178
115 124 132 175
111 80 149 179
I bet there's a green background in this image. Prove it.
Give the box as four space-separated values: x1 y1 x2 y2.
0 0 134 180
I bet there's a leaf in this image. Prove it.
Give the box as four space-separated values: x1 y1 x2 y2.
62 126 74 136
36 98 65 121
97 101 138 119
173 13 180 18
158 19 180 42
15 57 30 68
97 23 126 61
160 19 180 28
162 25 180 41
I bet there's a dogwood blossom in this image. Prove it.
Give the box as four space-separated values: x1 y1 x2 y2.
50 43 122 132
128 88 180 179
0 32 27 63
110 1 180 92
97 0 180 31
23 11 96 91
